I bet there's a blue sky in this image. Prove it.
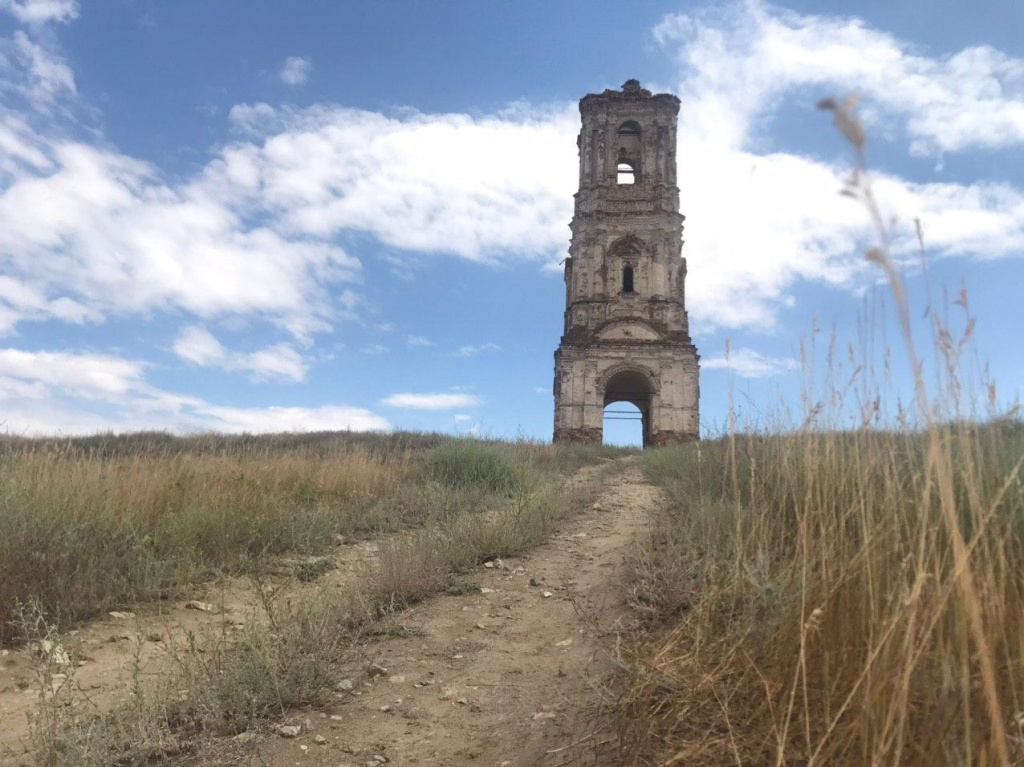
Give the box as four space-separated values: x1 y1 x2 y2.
0 0 1021 444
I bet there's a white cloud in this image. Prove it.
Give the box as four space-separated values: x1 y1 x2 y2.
213 5 1023 333
361 344 389 355
0 139 360 338
0 0 78 25
173 325 225 366
0 275 100 333
0 347 146 399
702 347 800 378
7 31 77 105
381 392 481 410
243 344 308 383
172 325 309 383
191 404 386 434
0 347 387 434
226 101 578 263
654 2 1024 156
455 343 501 357
452 413 482 435
279 56 312 86
648 2 1024 329
406 335 433 347
0 32 356 339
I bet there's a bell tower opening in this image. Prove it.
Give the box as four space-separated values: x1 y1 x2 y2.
616 120 642 184
553 79 700 447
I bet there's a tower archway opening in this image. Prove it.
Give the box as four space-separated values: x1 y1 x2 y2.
617 162 636 185
604 368 652 447
603 402 642 447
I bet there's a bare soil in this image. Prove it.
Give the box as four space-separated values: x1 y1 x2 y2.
0 460 661 767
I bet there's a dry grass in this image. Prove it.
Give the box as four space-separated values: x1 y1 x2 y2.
617 98 1024 765
624 424 1023 765
0 432 617 646
0 442 413 644
24 589 357 766
17 436 614 766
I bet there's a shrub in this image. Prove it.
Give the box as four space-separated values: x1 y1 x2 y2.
418 441 524 495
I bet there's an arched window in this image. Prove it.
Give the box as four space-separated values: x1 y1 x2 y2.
623 265 635 293
617 162 636 185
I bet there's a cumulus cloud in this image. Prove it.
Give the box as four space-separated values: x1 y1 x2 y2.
0 347 387 434
0 275 100 333
0 30 356 338
702 346 800 378
243 344 308 383
0 347 146 400
649 1 1024 329
406 335 433 347
654 2 1024 156
0 139 361 338
0 0 78 25
381 392 481 410
3 1 1019 342
172 325 309 383
279 56 312 86
225 101 577 263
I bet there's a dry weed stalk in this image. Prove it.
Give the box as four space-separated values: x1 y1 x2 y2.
818 93 1011 765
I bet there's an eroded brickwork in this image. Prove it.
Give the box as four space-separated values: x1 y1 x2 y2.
553 80 699 447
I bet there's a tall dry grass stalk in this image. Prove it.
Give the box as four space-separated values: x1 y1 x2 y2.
619 97 1024 765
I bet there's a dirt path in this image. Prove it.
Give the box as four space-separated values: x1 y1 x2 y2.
237 461 660 767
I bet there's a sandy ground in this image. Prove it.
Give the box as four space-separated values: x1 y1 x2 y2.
0 460 661 767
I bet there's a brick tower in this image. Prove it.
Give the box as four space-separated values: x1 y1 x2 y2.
553 79 699 447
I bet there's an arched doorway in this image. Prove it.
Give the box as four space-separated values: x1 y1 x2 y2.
603 401 643 446
603 368 653 447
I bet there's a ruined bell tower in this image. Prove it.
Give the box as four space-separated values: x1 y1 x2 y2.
553 80 699 447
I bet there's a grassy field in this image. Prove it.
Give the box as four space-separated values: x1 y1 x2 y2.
0 432 622 645
1 431 624 765
620 421 1023 765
